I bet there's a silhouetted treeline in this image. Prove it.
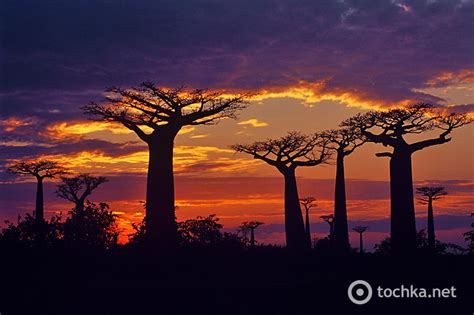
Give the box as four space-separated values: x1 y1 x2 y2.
4 82 473 256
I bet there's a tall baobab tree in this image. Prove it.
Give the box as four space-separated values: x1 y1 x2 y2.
239 221 264 247
321 128 365 252
342 104 472 254
320 214 334 240
233 132 331 249
352 226 368 254
56 174 108 215
84 82 248 247
299 197 316 247
416 186 447 251
7 160 66 225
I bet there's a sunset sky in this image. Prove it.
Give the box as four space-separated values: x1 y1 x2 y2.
1 0 473 249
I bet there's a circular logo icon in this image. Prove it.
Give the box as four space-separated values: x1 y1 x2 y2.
348 280 373 305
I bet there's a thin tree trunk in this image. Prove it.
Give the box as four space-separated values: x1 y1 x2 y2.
305 208 311 247
390 149 417 255
75 200 85 242
427 198 435 251
35 177 45 243
35 177 44 223
333 152 349 252
250 228 255 247
146 136 177 248
283 170 307 249
359 233 363 254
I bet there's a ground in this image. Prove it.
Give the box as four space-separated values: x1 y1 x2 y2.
0 247 471 315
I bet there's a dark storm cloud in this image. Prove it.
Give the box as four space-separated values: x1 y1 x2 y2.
1 0 473 121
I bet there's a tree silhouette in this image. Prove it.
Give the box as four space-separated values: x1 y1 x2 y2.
63 201 118 248
463 213 474 254
352 226 368 254
321 128 365 253
299 197 316 248
233 132 331 249
56 174 108 215
178 214 223 246
0 213 63 247
320 214 334 240
84 82 248 248
239 221 264 247
416 186 447 251
7 160 66 226
342 103 472 254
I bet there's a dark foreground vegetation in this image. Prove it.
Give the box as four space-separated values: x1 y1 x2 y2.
0 246 472 315
1 211 473 315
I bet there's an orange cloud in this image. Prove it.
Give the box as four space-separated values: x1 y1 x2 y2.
28 145 261 176
0 117 34 132
238 119 269 127
426 69 474 87
222 80 414 110
44 121 196 141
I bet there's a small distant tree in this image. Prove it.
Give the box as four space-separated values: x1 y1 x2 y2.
343 104 472 254
299 197 316 247
56 174 108 242
56 174 108 215
352 226 368 254
84 83 248 248
239 221 264 247
320 214 334 240
233 132 331 249
416 186 447 251
7 160 66 225
464 213 474 254
321 128 365 253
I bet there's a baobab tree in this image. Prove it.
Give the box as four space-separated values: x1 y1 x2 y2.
342 103 472 254
299 197 316 247
320 214 334 240
7 160 66 225
239 221 264 247
56 174 108 242
84 82 248 247
232 132 331 249
416 186 447 251
321 128 365 252
56 174 108 215
352 226 368 254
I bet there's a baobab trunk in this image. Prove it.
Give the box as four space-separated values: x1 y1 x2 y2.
35 177 44 223
250 228 255 247
427 198 435 251
359 233 364 254
283 170 307 249
389 150 417 255
333 153 349 252
305 208 311 247
146 136 177 248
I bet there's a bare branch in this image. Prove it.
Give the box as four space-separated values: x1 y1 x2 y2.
56 174 108 206
7 160 67 179
83 83 249 143
232 132 332 172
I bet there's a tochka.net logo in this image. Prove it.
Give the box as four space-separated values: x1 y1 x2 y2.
347 280 457 305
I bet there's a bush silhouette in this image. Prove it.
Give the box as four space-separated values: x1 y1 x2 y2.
0 213 63 248
63 201 118 249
